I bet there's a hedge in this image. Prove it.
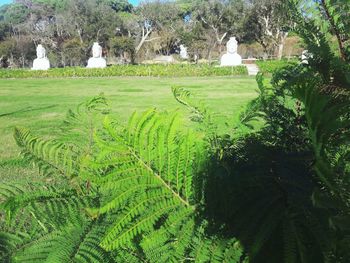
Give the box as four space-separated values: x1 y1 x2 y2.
0 64 248 79
256 59 298 74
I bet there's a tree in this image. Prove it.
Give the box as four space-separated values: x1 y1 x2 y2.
109 35 135 63
245 0 291 59
63 0 119 44
193 0 247 59
108 0 133 13
0 38 15 67
61 38 86 66
133 0 181 55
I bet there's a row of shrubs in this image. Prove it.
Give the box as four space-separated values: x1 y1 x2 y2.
256 59 298 74
0 64 248 78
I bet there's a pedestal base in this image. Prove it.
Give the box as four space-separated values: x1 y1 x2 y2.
220 53 242 66
32 58 50 70
87 57 107 68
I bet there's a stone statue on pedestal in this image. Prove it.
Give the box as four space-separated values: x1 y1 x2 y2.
87 42 107 68
32 44 50 70
179 45 188 59
220 37 242 67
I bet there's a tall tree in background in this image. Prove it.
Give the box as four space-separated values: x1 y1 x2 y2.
107 0 133 13
64 0 119 44
133 0 181 55
245 0 291 59
192 0 247 60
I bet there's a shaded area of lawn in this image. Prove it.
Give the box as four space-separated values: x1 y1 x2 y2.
0 76 258 182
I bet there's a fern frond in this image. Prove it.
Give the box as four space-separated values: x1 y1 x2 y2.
140 209 195 262
0 169 111 262
293 82 350 202
190 229 243 263
83 109 206 258
13 127 78 178
7 97 246 262
0 231 26 261
172 86 217 135
0 182 93 227
11 218 113 263
60 93 110 151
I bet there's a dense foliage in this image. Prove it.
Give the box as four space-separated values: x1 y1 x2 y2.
207 0 350 261
0 0 349 262
0 64 248 78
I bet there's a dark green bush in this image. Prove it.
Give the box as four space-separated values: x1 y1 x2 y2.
0 64 248 79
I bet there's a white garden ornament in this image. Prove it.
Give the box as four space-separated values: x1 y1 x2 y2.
87 42 107 68
32 44 50 70
220 37 242 67
179 44 188 59
301 50 312 64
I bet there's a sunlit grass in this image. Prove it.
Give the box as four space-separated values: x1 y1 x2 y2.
0 76 258 182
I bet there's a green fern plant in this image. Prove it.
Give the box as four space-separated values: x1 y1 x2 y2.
0 180 114 262
0 94 115 262
13 127 78 178
82 109 244 261
60 93 110 152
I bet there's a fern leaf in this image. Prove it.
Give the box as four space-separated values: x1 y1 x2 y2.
13 128 78 178
84 110 205 258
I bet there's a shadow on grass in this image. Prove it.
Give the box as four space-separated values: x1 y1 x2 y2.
0 104 58 118
0 158 30 168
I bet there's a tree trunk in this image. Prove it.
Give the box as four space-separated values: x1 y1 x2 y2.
217 32 227 58
277 43 284 60
61 52 65 67
77 28 83 44
206 39 216 63
135 27 152 54
277 32 288 60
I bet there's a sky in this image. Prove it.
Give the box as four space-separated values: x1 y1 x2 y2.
0 0 141 7
0 0 11 6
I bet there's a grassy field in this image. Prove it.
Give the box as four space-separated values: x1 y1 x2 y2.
0 76 258 182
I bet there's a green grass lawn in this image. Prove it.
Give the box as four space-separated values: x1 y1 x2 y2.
0 76 258 182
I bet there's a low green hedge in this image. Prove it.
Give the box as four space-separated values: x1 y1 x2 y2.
0 64 248 78
256 59 298 74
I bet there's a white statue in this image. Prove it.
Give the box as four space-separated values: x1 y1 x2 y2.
220 37 242 67
87 42 107 68
32 44 50 70
301 50 311 64
179 44 188 59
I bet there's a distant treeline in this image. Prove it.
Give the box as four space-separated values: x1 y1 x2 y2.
0 0 296 68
